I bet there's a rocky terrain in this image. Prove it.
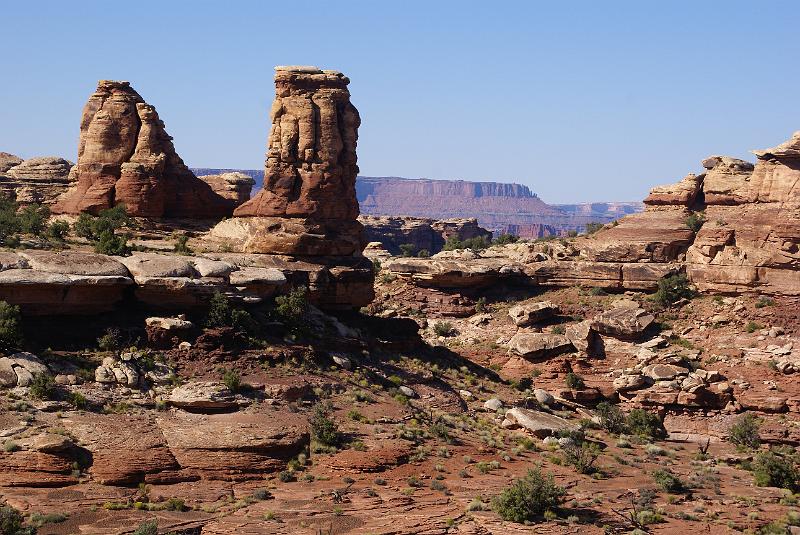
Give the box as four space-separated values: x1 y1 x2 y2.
0 69 799 535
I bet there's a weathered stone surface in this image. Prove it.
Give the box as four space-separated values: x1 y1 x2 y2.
504 407 579 438
508 301 558 326
6 157 73 181
644 173 703 207
0 152 23 173
565 320 597 354
197 172 255 208
507 332 573 360
701 156 754 205
0 353 49 387
591 307 654 339
0 156 75 204
384 256 524 288
359 215 491 255
642 363 689 381
53 80 230 218
168 381 245 410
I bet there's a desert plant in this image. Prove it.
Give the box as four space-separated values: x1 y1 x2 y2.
0 301 23 350
755 296 776 308
752 451 799 491
417 248 430 258
132 519 158 535
565 372 585 390
684 211 706 232
584 222 604 235
433 321 454 337
29 373 55 400
652 273 695 306
45 220 70 243
310 403 341 448
274 285 308 326
97 327 122 351
172 233 192 254
66 391 87 410
0 505 35 535
626 409 665 439
491 468 565 523
652 469 685 493
17 204 49 236
222 369 241 393
0 199 22 246
595 401 626 434
205 291 232 328
399 243 415 257
728 413 761 449
562 442 600 474
73 205 131 255
493 233 519 245
746 321 762 333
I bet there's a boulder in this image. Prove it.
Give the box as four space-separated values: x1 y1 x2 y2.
168 381 245 410
590 307 654 339
504 407 579 438
0 352 49 387
483 398 504 411
565 320 597 354
642 363 689 381
508 301 559 326
644 173 703 207
508 332 573 360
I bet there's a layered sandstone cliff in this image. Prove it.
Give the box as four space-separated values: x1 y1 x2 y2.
359 215 491 255
53 80 230 218
0 156 75 204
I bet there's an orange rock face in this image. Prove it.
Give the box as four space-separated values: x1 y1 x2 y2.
53 80 230 218
234 66 360 220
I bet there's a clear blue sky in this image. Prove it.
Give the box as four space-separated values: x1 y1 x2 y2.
2 1 798 203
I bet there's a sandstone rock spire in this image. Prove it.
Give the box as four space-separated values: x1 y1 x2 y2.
53 80 230 218
234 66 361 220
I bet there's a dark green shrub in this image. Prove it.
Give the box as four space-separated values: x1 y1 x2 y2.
746 321 762 333
433 321 454 337
97 327 122 351
45 220 70 243
0 301 23 350
274 286 308 325
222 369 241 393
310 403 340 448
491 468 565 523
588 287 607 296
492 233 519 245
684 211 706 232
17 204 49 236
278 470 294 482
652 469 685 493
66 391 87 410
595 401 626 434
728 413 761 449
585 222 604 235
565 372 585 390
0 505 35 535
562 442 599 474
0 199 22 247
173 233 192 254
398 243 415 257
626 409 665 439
205 291 232 328
417 248 430 258
443 235 490 251
755 296 776 308
752 451 799 491
132 519 158 535
73 205 131 255
652 274 695 306
94 230 129 256
29 373 55 400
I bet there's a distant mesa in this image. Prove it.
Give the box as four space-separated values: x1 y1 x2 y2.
53 80 231 218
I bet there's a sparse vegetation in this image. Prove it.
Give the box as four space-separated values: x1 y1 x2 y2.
595 401 626 434
492 233 519 245
755 296 776 308
74 205 132 255
222 369 241 393
562 442 600 474
29 373 55 400
652 469 686 493
728 413 761 449
132 519 158 535
417 248 430 258
399 243 415 257
0 300 23 351
492 468 565 523
751 451 799 491
443 235 490 251
0 505 35 535
172 233 192 254
564 372 585 390
652 273 695 306
433 321 454 337
310 403 341 450
626 408 665 440
684 211 706 232
585 222 604 235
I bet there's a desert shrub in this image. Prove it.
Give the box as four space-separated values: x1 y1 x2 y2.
626 409 665 439
595 401 626 434
310 403 340 448
493 233 519 245
443 235 490 251
73 205 131 255
562 442 599 474
728 413 761 449
399 244 415 257
172 233 192 254
684 211 706 232
433 321 454 337
746 321 762 333
755 296 776 308
97 327 122 351
29 512 67 527
230 308 259 335
66 391 87 410
0 199 22 246
45 220 70 243
752 451 799 491
132 519 158 535
564 372 585 390
417 248 430 258
274 286 308 326
29 373 55 400
475 297 487 312
0 301 23 350
491 468 565 523
252 488 272 500
0 505 35 535
588 287 607 296
18 204 49 236
205 291 232 328
652 274 695 306
585 222 604 235
222 369 241 393
278 470 294 482
552 325 565 335
652 469 685 493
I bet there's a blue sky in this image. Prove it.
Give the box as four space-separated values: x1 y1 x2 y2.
1 0 798 203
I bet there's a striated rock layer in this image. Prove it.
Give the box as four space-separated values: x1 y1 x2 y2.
0 156 75 204
53 80 230 218
359 215 491 255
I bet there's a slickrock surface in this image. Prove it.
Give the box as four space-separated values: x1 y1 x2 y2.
53 80 231 217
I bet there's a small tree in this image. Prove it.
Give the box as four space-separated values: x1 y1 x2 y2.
417 248 430 258
652 469 686 493
626 409 665 439
728 413 761 449
17 204 49 236
652 274 695 306
751 451 799 491
206 291 232 328
492 468 565 523
45 220 70 243
222 369 241 393
398 243 415 257
173 233 192 255
0 301 23 351
492 233 519 245
595 401 626 434
0 505 35 535
684 211 706 232
565 372 585 390
29 373 55 400
0 199 22 246
310 403 341 448
274 286 308 326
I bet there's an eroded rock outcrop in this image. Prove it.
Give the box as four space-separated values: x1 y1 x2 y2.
359 215 491 255
0 156 75 204
197 171 255 209
53 80 230 218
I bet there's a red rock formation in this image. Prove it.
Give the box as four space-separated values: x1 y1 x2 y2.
53 80 230 218
0 156 75 204
197 171 255 208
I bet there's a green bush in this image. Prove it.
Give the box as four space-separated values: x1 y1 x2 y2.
491 468 565 523
492 233 519 245
728 413 761 449
595 401 626 434
684 211 706 232
97 327 122 351
652 469 685 493
0 505 35 535
173 233 192 255
0 199 22 246
443 235 491 251
746 321 762 333
66 391 87 410
29 373 55 400
94 230 129 255
565 372 585 390
73 205 131 255
755 296 776 308
222 369 241 393
132 519 158 535
399 243 415 257
752 451 799 491
585 222 604 235
626 409 665 439
18 204 49 236
0 301 23 350
205 291 232 328
433 321 454 337
45 220 70 243
652 274 695 306
417 248 430 258
310 403 340 448
274 286 308 322
562 442 599 474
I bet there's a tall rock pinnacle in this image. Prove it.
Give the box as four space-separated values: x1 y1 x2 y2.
54 80 230 218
